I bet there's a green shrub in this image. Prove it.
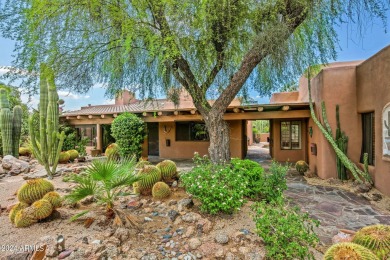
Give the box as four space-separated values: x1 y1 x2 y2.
111 113 146 159
60 125 77 151
252 198 319 260
259 161 289 202
231 158 264 198
180 153 247 214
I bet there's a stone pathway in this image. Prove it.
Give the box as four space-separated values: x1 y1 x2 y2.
285 174 390 245
246 143 390 245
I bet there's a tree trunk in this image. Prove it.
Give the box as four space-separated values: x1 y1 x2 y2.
204 111 230 163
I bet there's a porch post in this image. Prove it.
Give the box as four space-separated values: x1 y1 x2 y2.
96 124 103 151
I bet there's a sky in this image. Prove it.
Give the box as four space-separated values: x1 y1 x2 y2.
0 12 390 111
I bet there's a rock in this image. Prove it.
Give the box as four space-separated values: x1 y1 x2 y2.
92 240 102 245
181 212 201 223
114 227 130 242
231 231 245 243
2 155 30 175
332 231 354 244
168 210 179 221
172 181 178 187
198 243 224 257
197 218 213 234
23 169 48 179
356 183 372 193
0 165 5 174
238 247 250 255
3 252 32 260
144 207 153 213
127 200 142 209
82 237 88 244
106 236 121 246
184 226 195 237
215 233 229 244
30 244 47 260
188 238 202 250
168 200 177 206
144 217 153 222
58 249 73 259
372 193 383 201
327 178 343 185
178 198 194 211
215 248 225 258
225 252 239 260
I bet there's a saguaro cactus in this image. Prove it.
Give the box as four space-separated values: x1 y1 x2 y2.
29 64 65 178
0 89 23 157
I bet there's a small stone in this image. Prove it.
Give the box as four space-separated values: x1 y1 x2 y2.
144 217 153 222
92 240 102 244
356 183 372 193
168 210 179 221
215 248 225 258
238 247 250 255
184 226 195 237
127 200 142 209
144 207 153 213
82 237 88 244
172 181 178 187
372 193 383 201
215 233 229 244
240 229 250 235
152 212 159 216
197 218 213 234
188 238 202 250
168 200 177 206
178 198 194 211
181 212 201 223
163 234 172 239
58 249 73 259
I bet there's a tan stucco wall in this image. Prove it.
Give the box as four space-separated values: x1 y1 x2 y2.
158 120 245 159
356 46 390 195
271 119 307 163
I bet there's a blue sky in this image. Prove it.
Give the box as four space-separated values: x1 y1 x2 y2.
0 13 390 111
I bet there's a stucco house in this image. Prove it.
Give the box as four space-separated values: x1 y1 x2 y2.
61 44 390 196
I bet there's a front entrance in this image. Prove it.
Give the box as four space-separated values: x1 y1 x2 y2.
148 123 159 156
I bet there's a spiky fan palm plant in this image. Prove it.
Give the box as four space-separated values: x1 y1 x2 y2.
65 157 140 227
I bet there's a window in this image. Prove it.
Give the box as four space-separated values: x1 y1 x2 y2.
361 112 375 165
76 125 96 146
281 121 301 150
176 122 209 141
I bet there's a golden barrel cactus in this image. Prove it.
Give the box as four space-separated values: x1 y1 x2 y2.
58 151 70 163
9 202 29 224
67 149 79 161
295 160 309 175
324 242 379 260
14 207 38 228
152 182 171 199
352 224 390 259
17 179 54 204
135 165 161 195
42 191 62 208
156 160 177 182
31 199 53 220
105 143 120 161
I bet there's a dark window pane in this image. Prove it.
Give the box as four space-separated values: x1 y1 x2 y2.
176 122 209 141
361 112 375 165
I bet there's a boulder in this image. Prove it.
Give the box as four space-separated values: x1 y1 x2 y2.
2 155 30 175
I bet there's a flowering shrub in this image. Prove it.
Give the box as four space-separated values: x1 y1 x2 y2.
181 153 247 214
259 161 289 202
231 158 264 198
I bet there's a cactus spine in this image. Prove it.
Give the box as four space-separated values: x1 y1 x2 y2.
152 182 171 199
29 64 65 178
0 89 22 157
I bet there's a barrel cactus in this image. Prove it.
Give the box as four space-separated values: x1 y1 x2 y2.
156 160 177 182
135 165 161 195
0 89 23 157
17 179 55 204
31 199 53 220
135 159 151 169
67 149 79 161
42 191 62 208
324 242 379 260
9 202 29 224
152 182 171 199
14 207 38 228
295 160 309 175
352 224 390 259
59 151 70 163
105 143 120 161
19 147 32 157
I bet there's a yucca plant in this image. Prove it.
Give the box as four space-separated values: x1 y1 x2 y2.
65 157 140 228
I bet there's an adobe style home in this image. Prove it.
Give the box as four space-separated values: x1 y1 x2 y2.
61 44 390 196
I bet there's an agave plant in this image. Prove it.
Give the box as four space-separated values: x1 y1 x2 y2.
65 157 140 228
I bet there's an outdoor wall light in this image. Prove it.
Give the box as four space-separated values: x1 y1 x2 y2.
56 235 66 253
309 126 313 138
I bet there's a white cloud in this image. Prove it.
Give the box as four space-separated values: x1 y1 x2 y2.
104 99 115 105
58 91 90 100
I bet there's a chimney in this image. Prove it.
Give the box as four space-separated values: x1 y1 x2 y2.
115 90 138 105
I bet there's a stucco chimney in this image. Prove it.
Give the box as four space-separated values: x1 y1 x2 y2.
115 90 138 105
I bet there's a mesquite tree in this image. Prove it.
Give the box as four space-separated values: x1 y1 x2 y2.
29 64 65 178
0 0 388 163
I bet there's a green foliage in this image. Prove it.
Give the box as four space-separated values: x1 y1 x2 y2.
42 191 63 208
252 198 319 260
9 202 29 224
324 242 380 260
17 179 55 204
111 113 146 159
352 224 390 259
29 65 65 178
60 125 77 151
252 120 270 134
259 161 289 202
31 199 53 220
152 182 171 199
135 165 162 195
230 158 264 198
156 160 177 182
181 154 247 214
295 160 309 175
76 136 89 156
65 157 139 210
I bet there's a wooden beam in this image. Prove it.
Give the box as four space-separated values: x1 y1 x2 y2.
76 115 86 119
100 114 112 119
190 109 197 115
88 115 100 119
281 105 290 111
66 116 77 120
257 107 264 112
142 112 151 117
